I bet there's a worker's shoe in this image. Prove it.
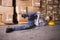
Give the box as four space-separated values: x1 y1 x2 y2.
6 28 14 33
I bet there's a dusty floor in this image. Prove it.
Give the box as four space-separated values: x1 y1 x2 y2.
0 25 60 40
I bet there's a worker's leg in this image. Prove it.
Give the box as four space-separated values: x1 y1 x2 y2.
13 21 35 30
6 21 35 33
13 24 31 31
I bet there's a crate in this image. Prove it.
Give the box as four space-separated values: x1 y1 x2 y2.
0 14 2 23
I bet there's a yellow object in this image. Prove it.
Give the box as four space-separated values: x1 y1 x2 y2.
48 20 55 26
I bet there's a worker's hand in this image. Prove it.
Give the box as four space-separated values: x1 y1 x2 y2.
34 19 39 26
21 14 27 18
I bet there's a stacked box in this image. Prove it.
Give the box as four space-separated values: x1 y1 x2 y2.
16 0 32 7
0 0 2 5
47 5 53 10
41 0 47 15
2 0 12 7
47 9 52 15
28 6 39 13
58 9 60 20
58 1 60 14
33 0 40 7
42 4 46 8
42 0 46 3
0 14 2 22
16 6 28 24
0 6 13 15
47 5 53 15
53 0 58 4
16 0 38 24
18 6 40 24
2 13 13 24
48 0 53 4
58 4 60 15
16 0 26 7
42 9 46 15
18 14 28 25
59 4 60 8
42 0 46 5
53 5 58 13
19 6 27 14
0 6 14 24
26 0 32 7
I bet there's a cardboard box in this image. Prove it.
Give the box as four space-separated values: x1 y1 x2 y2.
33 0 40 7
52 11 57 14
47 5 53 10
17 6 40 24
42 4 46 9
0 6 13 15
16 0 32 7
59 4 60 8
16 6 39 24
42 0 46 3
0 12 5 25
46 10 53 16
42 10 46 15
48 0 53 4
16 6 28 24
59 9 60 14
0 6 14 24
17 14 28 25
53 5 57 8
2 13 13 24
0 14 2 23
26 0 32 7
53 8 58 12
0 14 5 25
28 6 39 13
2 0 12 7
53 0 58 4
0 0 2 5
18 6 27 14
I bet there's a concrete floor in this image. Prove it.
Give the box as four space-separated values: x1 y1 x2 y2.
0 25 60 40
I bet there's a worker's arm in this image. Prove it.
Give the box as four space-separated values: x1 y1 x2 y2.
35 12 40 26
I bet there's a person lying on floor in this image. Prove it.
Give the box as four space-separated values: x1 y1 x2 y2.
6 12 39 33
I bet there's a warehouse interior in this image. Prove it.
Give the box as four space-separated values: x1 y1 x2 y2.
0 0 60 40
0 0 60 25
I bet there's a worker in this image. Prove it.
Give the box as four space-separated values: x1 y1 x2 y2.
6 12 40 33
